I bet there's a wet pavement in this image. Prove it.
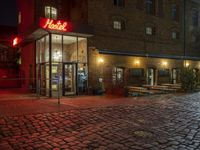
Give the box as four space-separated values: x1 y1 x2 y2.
1 91 200 150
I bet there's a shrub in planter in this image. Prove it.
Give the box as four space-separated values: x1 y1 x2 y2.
180 67 199 92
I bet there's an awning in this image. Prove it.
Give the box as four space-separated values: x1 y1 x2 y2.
18 18 94 46
99 49 200 61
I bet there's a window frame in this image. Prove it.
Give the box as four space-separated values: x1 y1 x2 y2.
45 6 58 20
112 19 125 30
145 26 155 35
113 0 125 7
192 9 199 27
113 20 122 30
146 0 155 15
112 67 124 85
172 31 179 40
171 4 179 21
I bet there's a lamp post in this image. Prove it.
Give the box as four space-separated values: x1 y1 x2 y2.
183 0 186 67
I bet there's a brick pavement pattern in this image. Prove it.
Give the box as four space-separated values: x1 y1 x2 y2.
1 93 200 149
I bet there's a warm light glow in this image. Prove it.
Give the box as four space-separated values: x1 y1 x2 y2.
186 62 190 67
135 60 140 65
53 50 62 61
40 18 68 31
162 61 168 66
98 58 104 63
13 37 21 46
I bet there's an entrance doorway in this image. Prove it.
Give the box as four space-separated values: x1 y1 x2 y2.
172 68 180 84
39 63 49 96
147 68 155 86
172 69 177 84
63 63 77 95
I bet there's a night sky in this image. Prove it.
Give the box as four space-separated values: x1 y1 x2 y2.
0 0 17 26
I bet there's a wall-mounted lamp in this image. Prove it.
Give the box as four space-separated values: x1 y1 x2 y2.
162 61 168 66
135 60 140 65
98 57 104 63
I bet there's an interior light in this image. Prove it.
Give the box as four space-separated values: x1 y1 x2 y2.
53 50 62 61
186 62 190 67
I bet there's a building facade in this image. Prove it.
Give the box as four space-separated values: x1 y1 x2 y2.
17 0 200 96
0 26 19 88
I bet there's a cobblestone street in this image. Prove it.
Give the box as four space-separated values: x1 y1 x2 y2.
1 93 200 149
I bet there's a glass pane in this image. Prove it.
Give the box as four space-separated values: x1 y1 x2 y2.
45 35 49 62
36 41 40 64
51 7 57 20
63 36 77 62
113 21 121 29
172 5 177 20
116 68 123 83
112 67 117 85
51 63 62 97
45 6 51 18
64 64 76 95
52 34 62 63
78 38 87 63
45 64 50 96
40 38 45 63
78 63 88 94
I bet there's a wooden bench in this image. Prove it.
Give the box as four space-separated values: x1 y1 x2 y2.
143 85 177 93
162 84 182 92
125 86 162 96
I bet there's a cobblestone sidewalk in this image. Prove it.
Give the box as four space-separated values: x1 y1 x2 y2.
0 93 200 149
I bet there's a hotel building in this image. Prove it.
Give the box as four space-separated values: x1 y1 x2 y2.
16 0 200 96
0 26 19 88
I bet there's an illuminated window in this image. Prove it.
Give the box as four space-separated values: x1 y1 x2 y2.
45 6 57 19
18 12 21 24
51 7 57 20
113 20 125 30
172 31 179 40
113 0 125 7
145 27 154 35
112 67 124 85
113 21 121 30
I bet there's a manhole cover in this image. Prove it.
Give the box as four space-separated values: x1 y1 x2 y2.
134 130 153 138
137 119 152 124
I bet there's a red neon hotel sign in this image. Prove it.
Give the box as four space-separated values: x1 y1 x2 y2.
40 18 68 31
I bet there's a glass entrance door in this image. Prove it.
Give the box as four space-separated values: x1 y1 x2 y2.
39 63 49 96
63 63 77 95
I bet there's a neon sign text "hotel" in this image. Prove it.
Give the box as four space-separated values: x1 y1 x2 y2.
40 18 68 31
